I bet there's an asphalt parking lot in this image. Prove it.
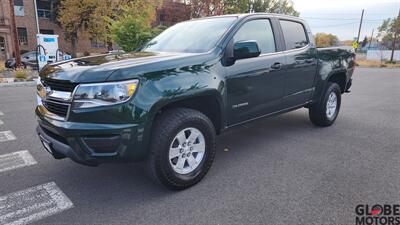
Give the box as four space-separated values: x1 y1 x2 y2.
0 67 399 225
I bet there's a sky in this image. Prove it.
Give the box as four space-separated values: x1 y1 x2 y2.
292 0 400 40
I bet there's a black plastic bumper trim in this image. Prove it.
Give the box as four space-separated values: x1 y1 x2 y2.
36 125 98 166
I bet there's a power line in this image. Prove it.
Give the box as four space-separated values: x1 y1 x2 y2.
312 22 359 28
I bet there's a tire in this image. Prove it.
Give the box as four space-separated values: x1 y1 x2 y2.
146 108 216 190
309 82 342 127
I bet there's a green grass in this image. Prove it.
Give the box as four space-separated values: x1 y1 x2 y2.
14 69 28 80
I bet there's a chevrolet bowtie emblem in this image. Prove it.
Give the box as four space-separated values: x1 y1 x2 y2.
44 86 52 95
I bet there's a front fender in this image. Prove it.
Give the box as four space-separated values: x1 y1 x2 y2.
131 62 225 158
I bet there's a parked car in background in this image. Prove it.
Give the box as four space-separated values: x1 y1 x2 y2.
36 13 355 190
5 51 37 69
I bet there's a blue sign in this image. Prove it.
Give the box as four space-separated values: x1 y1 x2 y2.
43 38 55 43
63 55 72 60
39 55 46 62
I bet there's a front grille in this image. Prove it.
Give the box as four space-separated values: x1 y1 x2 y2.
42 78 78 92
43 100 70 117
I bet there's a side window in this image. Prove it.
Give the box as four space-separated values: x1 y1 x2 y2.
233 19 276 54
279 20 308 50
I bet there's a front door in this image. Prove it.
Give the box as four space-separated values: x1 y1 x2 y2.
225 19 286 125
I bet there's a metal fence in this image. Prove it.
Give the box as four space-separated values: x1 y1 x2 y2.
366 50 400 61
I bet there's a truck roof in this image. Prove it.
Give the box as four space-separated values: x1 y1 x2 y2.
190 13 306 23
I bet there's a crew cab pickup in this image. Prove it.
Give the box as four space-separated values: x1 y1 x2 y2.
36 13 355 190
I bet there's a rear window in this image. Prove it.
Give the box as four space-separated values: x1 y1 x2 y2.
279 20 308 50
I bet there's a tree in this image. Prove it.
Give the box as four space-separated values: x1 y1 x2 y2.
378 17 400 50
250 0 299 16
183 0 225 18
314 33 339 48
342 40 354 46
57 0 115 57
110 1 160 52
223 0 248 15
361 36 368 48
184 0 299 18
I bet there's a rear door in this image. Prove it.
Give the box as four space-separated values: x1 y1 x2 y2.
225 18 286 125
279 20 318 108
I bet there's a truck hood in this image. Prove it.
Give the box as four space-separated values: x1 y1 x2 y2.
40 51 208 83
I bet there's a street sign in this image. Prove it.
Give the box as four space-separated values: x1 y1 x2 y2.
352 42 359 49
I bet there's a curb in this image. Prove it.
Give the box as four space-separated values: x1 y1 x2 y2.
356 66 400 69
0 81 36 88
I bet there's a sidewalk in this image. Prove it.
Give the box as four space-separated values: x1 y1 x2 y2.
0 69 38 85
0 70 14 78
0 80 36 87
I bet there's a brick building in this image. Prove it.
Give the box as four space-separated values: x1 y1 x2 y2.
155 0 191 26
0 0 190 60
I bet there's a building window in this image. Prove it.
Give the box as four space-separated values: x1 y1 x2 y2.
40 29 54 35
17 27 28 46
91 39 105 48
37 9 51 19
0 36 5 53
14 0 24 17
37 0 52 19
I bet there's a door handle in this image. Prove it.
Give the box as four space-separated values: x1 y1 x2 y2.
271 62 282 70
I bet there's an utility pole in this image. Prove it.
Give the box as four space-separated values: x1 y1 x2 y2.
8 0 21 68
390 9 400 62
356 9 364 52
368 28 374 49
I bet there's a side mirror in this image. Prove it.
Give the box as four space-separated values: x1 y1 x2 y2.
234 41 261 60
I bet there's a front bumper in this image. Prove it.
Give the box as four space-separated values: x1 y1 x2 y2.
36 107 144 166
345 78 352 93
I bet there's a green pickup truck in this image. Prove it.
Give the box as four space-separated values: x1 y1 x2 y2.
36 13 355 190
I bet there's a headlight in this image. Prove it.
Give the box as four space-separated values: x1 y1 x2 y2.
72 80 139 109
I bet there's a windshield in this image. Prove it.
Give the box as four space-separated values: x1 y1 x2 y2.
142 17 237 53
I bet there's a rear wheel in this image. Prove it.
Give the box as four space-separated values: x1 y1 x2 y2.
146 108 216 190
309 82 341 126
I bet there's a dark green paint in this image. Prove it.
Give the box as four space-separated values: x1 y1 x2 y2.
36 13 355 164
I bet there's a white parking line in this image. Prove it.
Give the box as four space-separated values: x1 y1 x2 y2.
0 131 16 142
0 111 3 116
0 182 74 225
0 150 37 173
0 119 3 125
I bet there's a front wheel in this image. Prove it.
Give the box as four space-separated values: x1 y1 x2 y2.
146 108 216 190
309 82 342 127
